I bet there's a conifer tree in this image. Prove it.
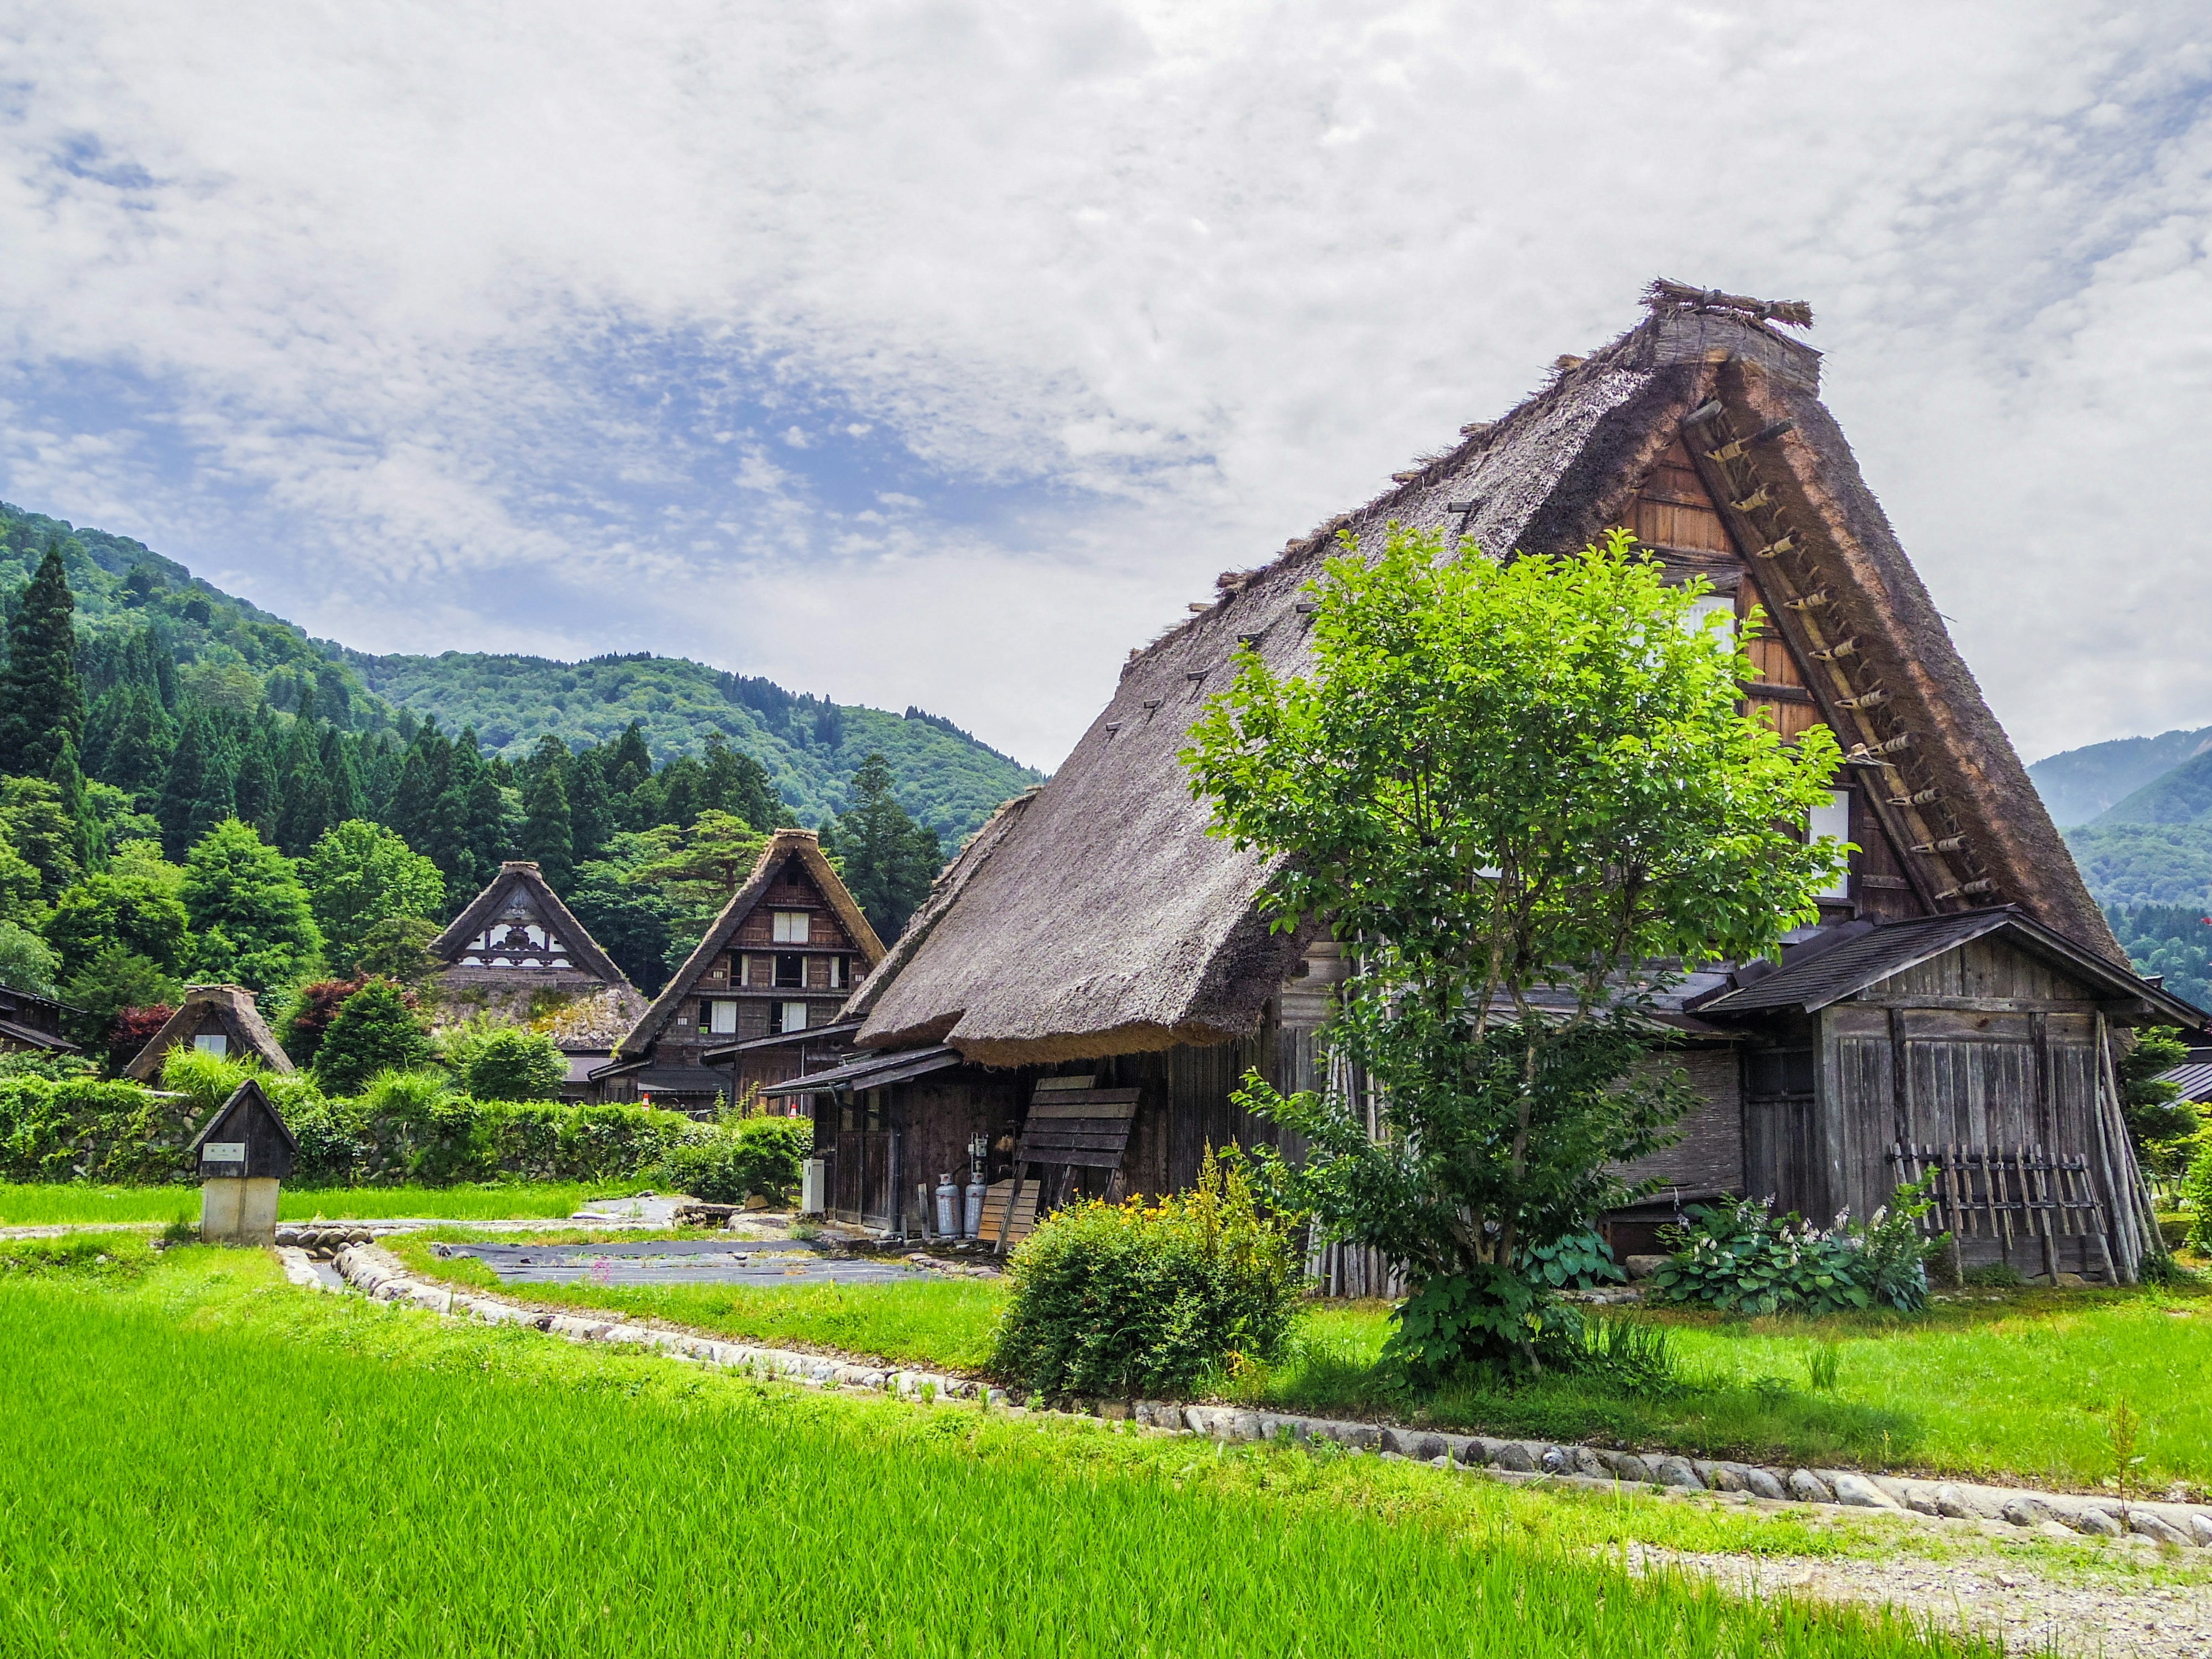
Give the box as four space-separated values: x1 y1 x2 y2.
47 734 100 873
0 543 87 777
605 721 653 798
157 713 214 858
521 759 573 889
832 752 941 942
234 728 283 843
320 728 364 824
568 751 614 863
702 732 779 830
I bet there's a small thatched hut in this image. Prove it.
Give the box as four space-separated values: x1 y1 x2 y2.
771 282 2196 1281
124 984 294 1080
429 861 647 1099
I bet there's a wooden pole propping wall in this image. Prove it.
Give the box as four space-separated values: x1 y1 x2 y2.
2091 1012 2149 1283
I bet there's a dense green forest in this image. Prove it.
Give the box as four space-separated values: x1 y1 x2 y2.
0 522 986 1066
2108 907 2212 1012
0 502 1041 844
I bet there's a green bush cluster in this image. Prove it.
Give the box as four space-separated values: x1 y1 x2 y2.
653 1116 812 1205
1650 1185 1932 1316
991 1150 1305 1400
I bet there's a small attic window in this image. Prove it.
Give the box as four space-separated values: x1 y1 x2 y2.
1684 594 1737 636
772 911 810 944
194 1033 228 1056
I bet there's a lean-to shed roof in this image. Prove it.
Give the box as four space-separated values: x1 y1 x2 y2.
849 288 2120 1067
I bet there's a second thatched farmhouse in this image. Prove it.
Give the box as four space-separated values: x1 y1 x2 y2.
767 282 2198 1285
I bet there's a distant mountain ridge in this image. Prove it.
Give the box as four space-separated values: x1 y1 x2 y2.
0 501 1043 842
2027 725 2212 828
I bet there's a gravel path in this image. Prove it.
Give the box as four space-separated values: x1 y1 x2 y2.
1632 1541 2212 1657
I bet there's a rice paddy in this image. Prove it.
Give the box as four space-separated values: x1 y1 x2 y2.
0 1240 1986 1658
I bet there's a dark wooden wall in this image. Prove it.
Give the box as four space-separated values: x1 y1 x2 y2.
1612 1045 1743 1200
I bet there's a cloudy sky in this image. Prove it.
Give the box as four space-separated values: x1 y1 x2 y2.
2 3 2207 771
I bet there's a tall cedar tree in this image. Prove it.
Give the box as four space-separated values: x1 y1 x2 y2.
831 752 941 942
180 818 324 993
312 976 433 1093
521 756 574 889
0 544 87 778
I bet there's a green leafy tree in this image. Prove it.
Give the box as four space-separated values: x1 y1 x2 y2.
1185 526 1845 1374
0 543 88 778
0 777 83 901
831 753 941 942
0 922 58 997
60 946 183 1055
41 871 192 980
0 821 39 925
302 820 446 975
457 1026 567 1101
312 976 433 1094
353 914 445 984
180 818 324 993
567 853 675 994
2119 1025 2197 1184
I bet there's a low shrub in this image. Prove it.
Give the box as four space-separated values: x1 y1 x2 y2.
456 1028 567 1103
1650 1180 1931 1317
656 1116 812 1205
2184 1139 2212 1253
991 1148 1305 1400
0 1073 199 1184
1521 1230 1627 1291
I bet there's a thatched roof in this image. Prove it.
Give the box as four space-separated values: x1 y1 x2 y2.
616 830 886 1060
433 861 632 990
850 286 2120 1067
123 984 294 1080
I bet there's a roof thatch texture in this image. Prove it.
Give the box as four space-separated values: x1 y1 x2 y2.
850 290 2118 1066
617 830 886 1060
123 984 294 1080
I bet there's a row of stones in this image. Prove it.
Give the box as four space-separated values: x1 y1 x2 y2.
324 1245 2209 1547
276 1226 380 1252
1150 1404 2212 1547
332 1245 1009 1405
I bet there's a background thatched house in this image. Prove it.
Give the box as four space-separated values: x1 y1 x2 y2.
596 830 884 1113
773 283 2195 1282
124 984 294 1080
429 861 647 1099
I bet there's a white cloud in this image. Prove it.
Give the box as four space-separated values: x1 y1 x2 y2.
0 2 2207 769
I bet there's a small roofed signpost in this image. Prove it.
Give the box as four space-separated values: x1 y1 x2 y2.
186 1080 297 1245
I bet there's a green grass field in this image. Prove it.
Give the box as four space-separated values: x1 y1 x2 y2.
392 1241 2212 1489
0 1237 1984 1657
0 1182 619 1227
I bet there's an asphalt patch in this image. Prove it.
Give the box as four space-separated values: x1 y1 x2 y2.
435 1237 923 1287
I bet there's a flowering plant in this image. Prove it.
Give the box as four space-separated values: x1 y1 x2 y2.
1650 1180 1930 1316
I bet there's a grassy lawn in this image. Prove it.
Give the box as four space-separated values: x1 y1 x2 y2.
0 1181 622 1228
393 1240 2212 1490
0 1237 1988 1658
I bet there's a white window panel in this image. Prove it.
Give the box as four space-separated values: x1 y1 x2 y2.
1686 594 1737 636
193 1032 229 1056
779 1001 809 1034
708 1001 738 1035
772 911 810 944
1809 789 1851 899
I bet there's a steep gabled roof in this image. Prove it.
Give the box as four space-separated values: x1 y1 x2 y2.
123 984 294 1080
432 861 632 989
615 830 887 1060
852 286 2120 1067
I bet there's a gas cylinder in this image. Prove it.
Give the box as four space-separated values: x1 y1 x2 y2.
964 1177 986 1239
935 1175 959 1240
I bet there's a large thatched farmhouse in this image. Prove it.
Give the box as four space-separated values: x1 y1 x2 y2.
767 282 2196 1283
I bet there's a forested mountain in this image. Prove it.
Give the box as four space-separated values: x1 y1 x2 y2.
0 502 1041 843
2028 725 2212 829
347 652 1034 840
0 509 1002 1039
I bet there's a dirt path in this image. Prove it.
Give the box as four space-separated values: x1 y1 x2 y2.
1632 1541 2212 1657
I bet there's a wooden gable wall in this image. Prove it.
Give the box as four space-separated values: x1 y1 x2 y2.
1629 439 1922 925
